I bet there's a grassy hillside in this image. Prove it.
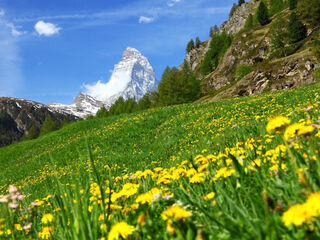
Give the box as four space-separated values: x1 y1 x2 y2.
1 83 320 239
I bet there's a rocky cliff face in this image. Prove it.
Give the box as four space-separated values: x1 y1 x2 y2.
219 0 259 35
0 98 77 147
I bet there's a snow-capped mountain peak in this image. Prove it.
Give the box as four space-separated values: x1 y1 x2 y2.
49 47 158 118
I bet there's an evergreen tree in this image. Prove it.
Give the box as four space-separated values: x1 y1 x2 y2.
186 39 195 53
270 17 289 57
137 93 152 110
298 0 320 27
289 0 298 10
26 125 38 140
96 107 108 118
238 0 245 6
288 12 307 43
257 1 270 26
245 14 253 29
40 115 58 136
209 27 214 38
195 37 201 48
270 0 285 15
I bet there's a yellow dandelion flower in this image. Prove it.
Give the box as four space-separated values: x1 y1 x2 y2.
108 222 135 240
38 226 53 239
14 224 22 231
41 213 54 224
161 205 192 221
266 116 291 133
204 192 215 200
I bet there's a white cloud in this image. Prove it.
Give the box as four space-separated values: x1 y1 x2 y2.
5 23 27 37
34 20 61 36
0 9 5 17
168 0 181 7
138 16 154 24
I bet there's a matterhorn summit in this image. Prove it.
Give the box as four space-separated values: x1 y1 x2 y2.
49 47 158 118
88 47 157 106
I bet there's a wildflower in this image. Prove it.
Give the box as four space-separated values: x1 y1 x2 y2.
161 206 192 221
189 173 206 183
14 224 22 231
23 222 32 230
8 185 17 193
266 116 291 133
0 195 8 203
38 226 53 239
284 123 315 140
8 202 18 209
41 213 54 224
100 224 107 231
108 222 135 240
137 213 146 226
282 204 310 226
135 193 153 205
204 192 215 200
167 222 175 235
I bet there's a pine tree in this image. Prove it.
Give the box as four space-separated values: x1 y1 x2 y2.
195 37 201 48
257 2 270 26
288 12 307 43
186 39 195 53
289 0 298 10
96 107 108 118
40 115 58 136
298 0 320 27
209 27 214 37
245 14 253 29
238 0 245 6
26 125 38 140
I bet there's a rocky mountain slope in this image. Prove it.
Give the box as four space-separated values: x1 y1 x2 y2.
0 98 77 147
50 47 158 118
184 0 320 102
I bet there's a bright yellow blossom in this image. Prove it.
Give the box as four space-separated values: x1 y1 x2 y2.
108 222 135 240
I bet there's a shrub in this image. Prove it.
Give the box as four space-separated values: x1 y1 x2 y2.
288 12 307 44
244 14 253 29
257 2 270 26
236 64 254 80
314 68 320 82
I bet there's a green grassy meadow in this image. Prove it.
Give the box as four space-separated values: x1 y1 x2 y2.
1 84 320 239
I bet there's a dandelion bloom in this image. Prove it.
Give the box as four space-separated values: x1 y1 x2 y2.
41 213 54 224
284 123 315 140
108 222 135 240
38 226 53 239
204 192 215 200
161 205 192 221
266 116 291 133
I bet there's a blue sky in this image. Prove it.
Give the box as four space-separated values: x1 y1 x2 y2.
0 0 236 104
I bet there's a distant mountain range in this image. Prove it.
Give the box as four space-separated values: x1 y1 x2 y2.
0 97 76 147
49 47 158 118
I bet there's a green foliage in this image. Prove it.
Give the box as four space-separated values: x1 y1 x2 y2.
238 0 245 6
257 1 270 26
298 0 320 27
2 84 320 239
314 68 320 82
186 39 195 53
195 37 201 48
236 64 254 80
96 107 108 118
288 12 307 44
289 0 298 10
244 14 253 29
40 114 58 136
270 17 289 57
312 40 320 63
269 0 286 16
26 125 39 140
158 62 200 106
200 32 232 76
